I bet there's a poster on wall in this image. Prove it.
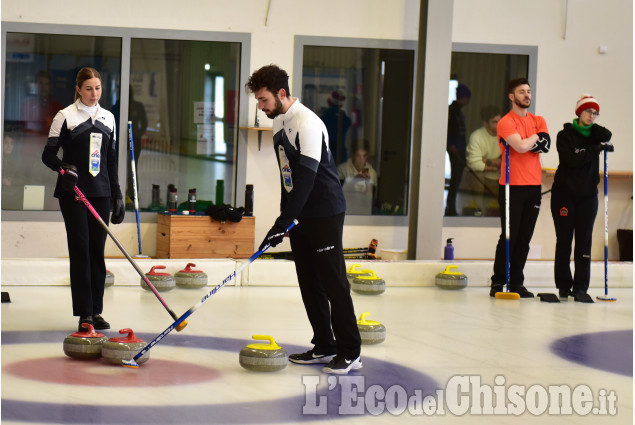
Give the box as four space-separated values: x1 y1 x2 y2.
196 124 214 155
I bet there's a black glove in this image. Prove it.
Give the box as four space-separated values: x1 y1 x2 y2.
259 221 290 251
60 163 78 192
110 189 125 224
593 141 615 153
530 132 551 153
590 125 612 143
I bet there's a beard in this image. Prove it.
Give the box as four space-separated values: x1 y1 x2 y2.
513 95 531 109
264 96 284 119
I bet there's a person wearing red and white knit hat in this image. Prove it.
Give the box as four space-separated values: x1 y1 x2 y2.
575 94 600 117
550 93 614 303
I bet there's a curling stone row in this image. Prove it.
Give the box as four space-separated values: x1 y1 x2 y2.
63 324 149 365
239 335 288 372
347 264 386 295
434 265 468 290
105 270 115 287
346 263 372 283
357 312 386 345
140 263 209 292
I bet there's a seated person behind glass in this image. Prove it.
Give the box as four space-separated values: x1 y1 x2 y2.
337 143 378 191
466 106 502 181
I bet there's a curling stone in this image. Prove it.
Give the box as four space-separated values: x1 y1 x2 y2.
175 263 208 289
357 312 386 345
346 263 373 285
239 335 288 372
435 265 468 290
105 270 115 287
63 323 107 359
101 328 150 365
140 265 175 292
351 270 385 295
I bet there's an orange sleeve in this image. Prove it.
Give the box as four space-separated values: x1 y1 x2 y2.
497 114 518 142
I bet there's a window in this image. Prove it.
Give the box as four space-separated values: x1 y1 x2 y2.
126 38 242 211
2 32 121 211
444 43 537 222
1 24 249 219
296 37 416 220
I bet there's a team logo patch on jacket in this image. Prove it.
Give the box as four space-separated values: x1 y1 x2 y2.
559 207 568 217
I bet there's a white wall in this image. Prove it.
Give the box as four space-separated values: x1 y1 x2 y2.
1 0 632 261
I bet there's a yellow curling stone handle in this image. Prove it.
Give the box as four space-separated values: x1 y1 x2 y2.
357 312 381 326
356 270 381 281
347 263 373 274
440 265 464 276
246 335 282 350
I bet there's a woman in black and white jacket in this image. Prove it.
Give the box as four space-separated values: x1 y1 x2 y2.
42 67 125 331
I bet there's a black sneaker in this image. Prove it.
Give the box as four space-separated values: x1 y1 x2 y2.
92 314 110 330
511 286 534 298
322 355 363 374
573 293 594 303
489 284 503 298
559 289 572 298
289 349 336 364
78 316 93 332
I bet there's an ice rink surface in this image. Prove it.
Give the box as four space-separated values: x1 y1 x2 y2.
1 284 632 424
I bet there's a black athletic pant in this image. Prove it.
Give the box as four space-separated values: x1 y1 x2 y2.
550 188 598 295
59 196 110 317
491 185 541 289
445 151 465 216
289 213 361 359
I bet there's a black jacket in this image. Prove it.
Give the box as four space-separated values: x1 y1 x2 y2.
552 123 612 197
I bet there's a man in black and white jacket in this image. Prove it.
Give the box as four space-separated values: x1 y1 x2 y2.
246 64 362 374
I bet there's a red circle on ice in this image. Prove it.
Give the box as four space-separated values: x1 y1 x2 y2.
4 356 220 387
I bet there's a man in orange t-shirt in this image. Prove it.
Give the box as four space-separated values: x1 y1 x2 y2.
490 77 550 298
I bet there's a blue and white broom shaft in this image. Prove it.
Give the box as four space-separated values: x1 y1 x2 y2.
604 150 609 296
123 219 299 367
128 122 143 256
505 143 510 291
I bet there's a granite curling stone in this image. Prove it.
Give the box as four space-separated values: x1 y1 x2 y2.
140 265 175 292
175 263 208 289
435 265 468 290
63 323 107 359
351 270 385 295
239 335 288 372
105 270 115 287
101 328 150 365
357 312 386 345
346 263 373 285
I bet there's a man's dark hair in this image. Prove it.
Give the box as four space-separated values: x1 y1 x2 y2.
480 105 500 122
508 77 530 94
245 64 291 97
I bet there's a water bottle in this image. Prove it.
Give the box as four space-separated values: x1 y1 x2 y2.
215 179 224 205
444 238 454 260
188 188 197 213
166 184 176 209
151 184 161 210
244 184 254 216
168 186 178 212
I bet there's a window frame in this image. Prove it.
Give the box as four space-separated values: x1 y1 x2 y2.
444 42 538 228
1 22 251 222
293 35 417 227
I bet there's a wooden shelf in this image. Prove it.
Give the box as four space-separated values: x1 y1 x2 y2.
240 126 273 150
239 126 273 131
